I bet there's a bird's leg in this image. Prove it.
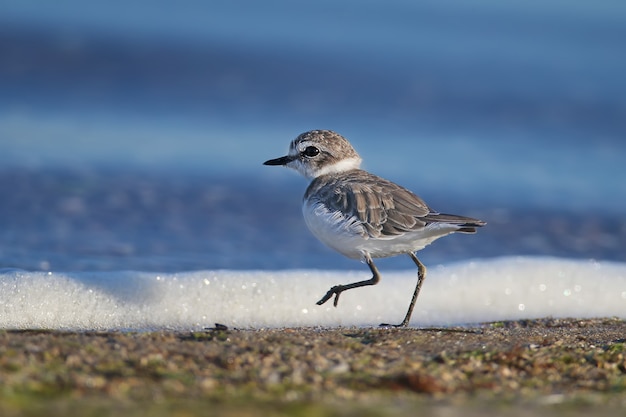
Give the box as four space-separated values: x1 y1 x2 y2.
381 252 426 327
400 252 427 326
316 255 381 307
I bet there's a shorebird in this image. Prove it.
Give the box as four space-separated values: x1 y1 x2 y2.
264 130 485 326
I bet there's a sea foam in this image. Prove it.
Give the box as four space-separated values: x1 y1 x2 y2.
1 256 625 330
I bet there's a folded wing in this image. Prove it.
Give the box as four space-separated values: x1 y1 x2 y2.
306 171 485 239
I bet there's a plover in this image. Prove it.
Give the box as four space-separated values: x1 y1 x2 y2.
264 130 485 327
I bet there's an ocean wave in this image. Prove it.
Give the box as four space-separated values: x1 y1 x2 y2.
1 256 624 330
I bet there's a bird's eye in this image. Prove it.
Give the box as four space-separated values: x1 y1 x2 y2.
302 146 320 158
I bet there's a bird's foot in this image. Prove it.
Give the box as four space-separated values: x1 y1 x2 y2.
379 321 409 328
316 285 344 307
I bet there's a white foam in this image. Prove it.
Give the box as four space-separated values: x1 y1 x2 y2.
1 256 625 330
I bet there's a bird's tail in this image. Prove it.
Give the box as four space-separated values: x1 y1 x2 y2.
424 212 486 234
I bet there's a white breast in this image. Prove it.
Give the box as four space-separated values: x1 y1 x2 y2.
302 199 367 259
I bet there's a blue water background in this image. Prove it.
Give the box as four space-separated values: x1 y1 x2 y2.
1 0 625 272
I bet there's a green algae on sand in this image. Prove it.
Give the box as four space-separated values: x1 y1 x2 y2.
0 318 625 416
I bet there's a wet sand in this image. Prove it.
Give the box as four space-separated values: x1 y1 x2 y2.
0 318 625 416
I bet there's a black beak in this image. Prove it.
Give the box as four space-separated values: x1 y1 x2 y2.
263 155 294 166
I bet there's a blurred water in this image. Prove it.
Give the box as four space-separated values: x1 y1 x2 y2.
0 168 624 274
1 0 625 274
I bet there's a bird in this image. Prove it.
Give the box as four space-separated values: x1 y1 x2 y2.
263 130 485 327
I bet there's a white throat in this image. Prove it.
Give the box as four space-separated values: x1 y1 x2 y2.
313 157 362 177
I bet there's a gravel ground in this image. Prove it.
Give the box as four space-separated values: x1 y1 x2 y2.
0 318 625 416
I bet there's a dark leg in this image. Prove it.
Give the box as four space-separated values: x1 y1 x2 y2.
316 254 381 307
400 252 427 326
381 252 427 327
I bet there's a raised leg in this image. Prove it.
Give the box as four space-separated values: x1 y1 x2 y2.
381 252 427 327
316 254 381 307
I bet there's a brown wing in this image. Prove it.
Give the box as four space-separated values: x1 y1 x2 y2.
305 171 432 238
306 170 486 238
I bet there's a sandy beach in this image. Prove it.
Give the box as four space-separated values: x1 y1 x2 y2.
0 318 625 416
